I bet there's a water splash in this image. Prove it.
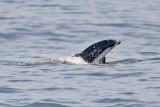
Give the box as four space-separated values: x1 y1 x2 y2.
58 56 87 64
0 56 87 66
1 57 159 66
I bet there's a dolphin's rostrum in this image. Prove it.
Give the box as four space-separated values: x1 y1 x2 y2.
74 40 121 64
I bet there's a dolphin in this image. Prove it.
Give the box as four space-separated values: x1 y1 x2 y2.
74 40 121 64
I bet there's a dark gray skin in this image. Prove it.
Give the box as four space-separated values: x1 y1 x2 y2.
74 40 121 64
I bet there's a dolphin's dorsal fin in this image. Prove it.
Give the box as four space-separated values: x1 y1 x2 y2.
99 57 105 64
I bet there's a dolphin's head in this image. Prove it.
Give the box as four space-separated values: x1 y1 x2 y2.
75 40 121 64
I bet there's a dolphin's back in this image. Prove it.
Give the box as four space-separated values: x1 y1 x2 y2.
74 40 121 64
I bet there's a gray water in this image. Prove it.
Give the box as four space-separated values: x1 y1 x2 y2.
0 0 160 107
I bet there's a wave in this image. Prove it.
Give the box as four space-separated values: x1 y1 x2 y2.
0 56 87 66
1 56 159 66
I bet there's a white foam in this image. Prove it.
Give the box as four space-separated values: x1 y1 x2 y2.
58 56 87 64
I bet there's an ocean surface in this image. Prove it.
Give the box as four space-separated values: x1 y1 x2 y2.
0 0 160 107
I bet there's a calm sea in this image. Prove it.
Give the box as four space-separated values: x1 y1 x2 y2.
0 0 160 107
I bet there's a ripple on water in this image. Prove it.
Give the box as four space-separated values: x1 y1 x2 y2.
19 102 70 107
119 92 136 96
109 72 145 78
139 52 160 56
0 86 22 93
93 98 141 103
8 79 33 82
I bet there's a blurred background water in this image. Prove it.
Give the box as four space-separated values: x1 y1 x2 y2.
0 0 160 107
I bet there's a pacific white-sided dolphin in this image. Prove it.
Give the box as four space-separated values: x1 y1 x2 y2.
74 40 121 64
